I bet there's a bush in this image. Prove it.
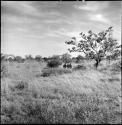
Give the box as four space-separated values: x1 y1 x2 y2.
62 53 72 63
1 62 7 77
47 59 62 68
41 68 72 77
14 56 24 63
35 55 43 62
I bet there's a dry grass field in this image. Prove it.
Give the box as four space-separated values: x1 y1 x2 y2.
1 59 121 124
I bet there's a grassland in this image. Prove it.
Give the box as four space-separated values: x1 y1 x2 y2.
1 59 121 124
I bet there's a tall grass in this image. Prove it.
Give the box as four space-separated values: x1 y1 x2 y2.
41 67 72 77
1 60 121 124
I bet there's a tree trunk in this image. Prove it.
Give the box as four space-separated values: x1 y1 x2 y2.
94 59 101 69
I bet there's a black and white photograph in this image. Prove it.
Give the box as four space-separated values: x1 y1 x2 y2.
1 0 121 124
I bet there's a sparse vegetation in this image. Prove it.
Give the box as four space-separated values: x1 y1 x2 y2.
1 0 121 123
1 27 121 124
1 57 121 124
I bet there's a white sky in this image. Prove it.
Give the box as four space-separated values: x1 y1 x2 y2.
1 1 121 57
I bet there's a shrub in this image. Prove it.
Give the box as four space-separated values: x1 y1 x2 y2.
1 62 7 77
41 68 72 77
62 53 72 63
47 59 62 68
35 55 43 62
14 56 23 63
76 55 84 63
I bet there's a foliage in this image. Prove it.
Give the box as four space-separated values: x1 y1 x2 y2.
65 27 121 68
62 53 72 63
14 56 23 63
25 55 33 60
47 55 62 68
1 53 5 61
35 55 42 62
1 59 121 124
106 49 121 62
47 60 61 68
76 55 84 63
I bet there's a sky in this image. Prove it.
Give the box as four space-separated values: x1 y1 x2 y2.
1 1 121 57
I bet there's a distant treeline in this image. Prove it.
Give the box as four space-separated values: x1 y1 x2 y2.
1 53 120 63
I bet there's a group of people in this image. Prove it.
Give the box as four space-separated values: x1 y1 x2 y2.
63 63 72 69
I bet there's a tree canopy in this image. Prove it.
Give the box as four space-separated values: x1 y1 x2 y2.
65 26 121 68
61 53 72 63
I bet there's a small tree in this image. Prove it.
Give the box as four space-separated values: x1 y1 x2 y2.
61 53 72 63
65 27 121 69
35 55 42 62
25 55 33 60
14 56 23 63
8 57 14 62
